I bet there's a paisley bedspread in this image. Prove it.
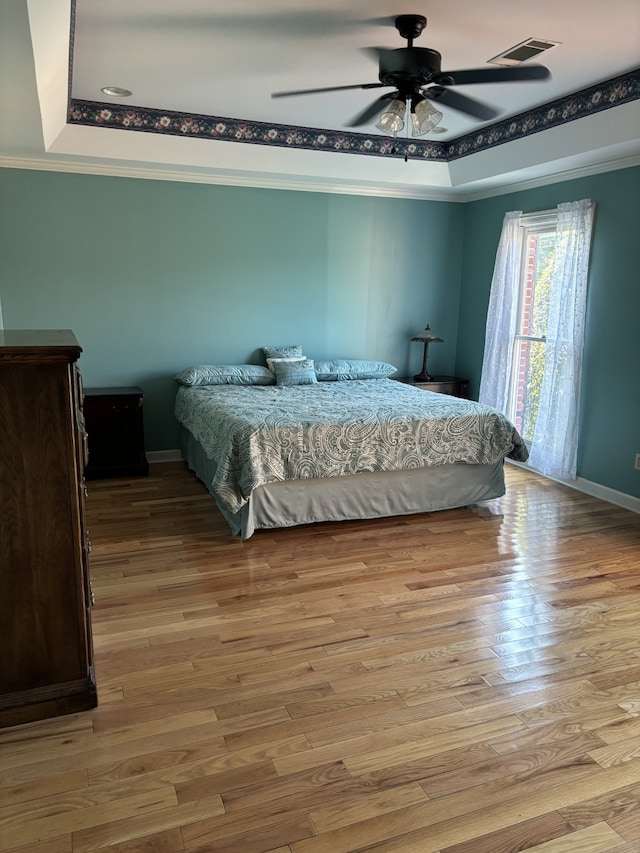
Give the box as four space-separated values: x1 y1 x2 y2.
174 379 529 515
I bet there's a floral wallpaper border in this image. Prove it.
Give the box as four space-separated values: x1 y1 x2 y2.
446 69 639 161
68 69 639 164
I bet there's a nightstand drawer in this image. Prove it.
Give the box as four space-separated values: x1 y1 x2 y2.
84 387 149 478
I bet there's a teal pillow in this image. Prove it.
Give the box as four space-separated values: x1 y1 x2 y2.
175 364 275 386
262 344 303 360
272 358 318 386
314 359 397 380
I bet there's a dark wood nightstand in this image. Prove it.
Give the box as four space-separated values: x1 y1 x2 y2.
396 376 469 398
84 387 149 479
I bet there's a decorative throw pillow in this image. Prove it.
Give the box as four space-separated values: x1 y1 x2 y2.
175 364 275 386
272 358 318 386
314 359 397 381
266 356 305 373
262 345 304 361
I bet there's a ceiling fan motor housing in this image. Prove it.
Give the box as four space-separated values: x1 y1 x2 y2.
378 47 442 88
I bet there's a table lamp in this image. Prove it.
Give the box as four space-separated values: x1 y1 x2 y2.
410 324 443 382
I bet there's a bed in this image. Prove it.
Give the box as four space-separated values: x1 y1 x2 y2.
174 357 529 539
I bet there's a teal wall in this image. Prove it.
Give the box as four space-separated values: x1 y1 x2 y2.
0 169 464 450
457 165 640 499
1 164 638 499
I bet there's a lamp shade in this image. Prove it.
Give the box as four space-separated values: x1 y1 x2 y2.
410 324 444 344
375 95 444 138
410 98 443 136
375 98 407 135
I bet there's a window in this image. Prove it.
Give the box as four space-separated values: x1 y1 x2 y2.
508 214 556 443
479 201 595 481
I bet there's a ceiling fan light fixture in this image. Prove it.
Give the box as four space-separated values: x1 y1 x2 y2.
375 98 406 135
411 98 443 136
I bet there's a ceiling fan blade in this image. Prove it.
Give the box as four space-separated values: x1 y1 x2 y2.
439 64 551 86
361 46 394 63
121 10 362 38
345 91 398 127
272 82 386 99
426 86 498 121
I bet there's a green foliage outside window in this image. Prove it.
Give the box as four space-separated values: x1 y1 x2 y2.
518 232 554 442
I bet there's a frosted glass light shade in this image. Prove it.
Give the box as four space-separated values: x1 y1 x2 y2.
375 99 406 135
411 99 444 136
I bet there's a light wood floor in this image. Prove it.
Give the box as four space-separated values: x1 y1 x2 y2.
2 463 640 853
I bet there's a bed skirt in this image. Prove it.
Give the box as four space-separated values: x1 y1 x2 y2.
180 426 506 539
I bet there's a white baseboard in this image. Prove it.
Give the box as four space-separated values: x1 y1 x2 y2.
506 459 640 514
147 449 183 463
572 476 640 514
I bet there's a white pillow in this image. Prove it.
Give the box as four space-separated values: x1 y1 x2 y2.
266 356 305 373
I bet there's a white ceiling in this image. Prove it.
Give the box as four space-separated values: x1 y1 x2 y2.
1 0 639 199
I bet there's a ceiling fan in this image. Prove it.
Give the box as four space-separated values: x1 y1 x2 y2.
272 14 551 136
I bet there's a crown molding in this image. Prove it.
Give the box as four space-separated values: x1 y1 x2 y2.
2 150 639 202
457 151 640 201
0 155 460 200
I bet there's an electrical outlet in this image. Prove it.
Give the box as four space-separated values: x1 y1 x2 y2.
636 453 640 470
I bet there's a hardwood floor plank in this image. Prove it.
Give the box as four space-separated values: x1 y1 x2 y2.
220 760 352 814
557 780 640 830
1 714 222 787
174 759 278 803
86 736 232 787
225 696 407 751
0 788 178 850
419 730 607 800
71 796 225 853
437 811 574 853
313 784 430 835
0 769 88 808
518 822 624 852
588 735 640 768
592 715 640 745
108 827 185 853
295 715 527 778
7 838 72 853
608 806 640 842
182 814 316 853
303 696 463 749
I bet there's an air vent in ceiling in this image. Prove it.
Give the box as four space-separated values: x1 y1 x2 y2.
489 38 560 67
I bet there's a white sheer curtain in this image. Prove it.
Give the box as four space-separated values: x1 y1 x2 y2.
479 200 595 481
478 211 523 413
528 199 595 480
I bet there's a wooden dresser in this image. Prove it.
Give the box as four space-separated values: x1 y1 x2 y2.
0 330 96 728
